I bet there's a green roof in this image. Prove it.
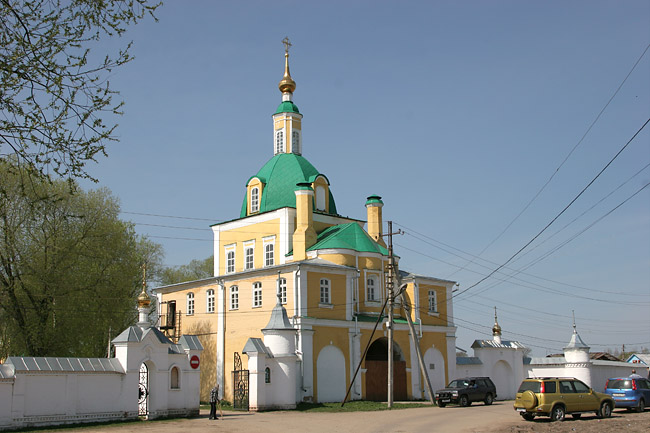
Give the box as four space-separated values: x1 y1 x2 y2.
240 153 338 217
365 195 383 205
275 101 300 114
307 223 388 255
355 313 408 324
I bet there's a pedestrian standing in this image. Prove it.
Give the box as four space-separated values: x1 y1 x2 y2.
209 384 219 420
629 369 643 379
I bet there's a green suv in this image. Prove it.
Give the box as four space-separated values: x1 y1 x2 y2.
513 377 614 421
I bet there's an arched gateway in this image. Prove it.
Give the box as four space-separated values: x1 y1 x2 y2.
364 337 407 401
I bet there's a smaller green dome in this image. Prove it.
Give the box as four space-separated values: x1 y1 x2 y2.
365 195 383 205
275 101 300 114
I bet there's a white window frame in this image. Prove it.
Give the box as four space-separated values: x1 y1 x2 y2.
315 185 326 211
319 278 331 305
230 285 239 310
275 129 285 154
206 289 215 313
250 187 259 213
428 289 438 315
292 130 300 154
263 236 276 267
244 240 255 270
365 271 382 305
278 277 287 304
253 282 262 308
367 276 377 302
225 245 235 274
186 292 194 315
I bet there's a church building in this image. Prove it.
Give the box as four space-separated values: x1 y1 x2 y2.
154 42 457 408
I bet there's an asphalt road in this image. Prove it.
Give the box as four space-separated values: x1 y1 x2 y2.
18 403 650 433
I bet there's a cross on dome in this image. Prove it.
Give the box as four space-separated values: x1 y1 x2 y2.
282 36 292 54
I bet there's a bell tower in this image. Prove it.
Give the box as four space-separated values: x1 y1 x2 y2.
273 37 303 155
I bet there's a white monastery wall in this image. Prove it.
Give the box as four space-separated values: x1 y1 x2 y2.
0 326 203 431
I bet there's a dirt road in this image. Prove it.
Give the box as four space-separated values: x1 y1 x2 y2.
22 404 650 433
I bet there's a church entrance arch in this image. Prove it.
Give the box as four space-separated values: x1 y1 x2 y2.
316 345 346 402
364 337 406 401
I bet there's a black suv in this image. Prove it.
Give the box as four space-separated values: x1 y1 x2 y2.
435 377 497 407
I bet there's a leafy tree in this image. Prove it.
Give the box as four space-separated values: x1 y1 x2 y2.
0 161 163 358
159 256 214 286
0 0 159 186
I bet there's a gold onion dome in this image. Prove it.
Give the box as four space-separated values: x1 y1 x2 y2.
137 287 151 308
492 306 502 336
278 52 296 94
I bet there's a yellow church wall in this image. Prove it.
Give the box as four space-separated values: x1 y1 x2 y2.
217 218 281 274
220 271 295 401
417 282 448 327
360 256 384 270
417 330 450 384
311 325 350 402
306 271 347 320
158 271 296 403
317 252 356 267
156 281 221 402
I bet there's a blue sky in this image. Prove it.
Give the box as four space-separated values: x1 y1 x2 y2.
83 1 650 357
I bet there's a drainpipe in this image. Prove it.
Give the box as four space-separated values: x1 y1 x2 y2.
218 278 225 401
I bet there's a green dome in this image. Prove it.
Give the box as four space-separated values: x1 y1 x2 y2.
240 153 338 217
275 101 300 114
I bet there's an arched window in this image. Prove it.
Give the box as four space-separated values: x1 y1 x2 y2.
245 246 254 270
278 277 287 304
367 277 376 301
226 250 235 273
292 130 300 154
428 290 437 313
265 367 271 384
170 366 180 389
230 286 239 310
253 282 262 308
265 243 274 267
186 292 194 315
206 289 215 313
275 130 284 154
320 278 330 304
315 185 326 211
250 187 259 213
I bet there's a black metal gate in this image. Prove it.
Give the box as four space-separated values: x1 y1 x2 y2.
138 363 149 417
232 352 249 410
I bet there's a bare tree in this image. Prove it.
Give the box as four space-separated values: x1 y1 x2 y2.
0 0 159 186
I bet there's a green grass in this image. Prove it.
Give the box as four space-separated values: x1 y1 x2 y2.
295 400 433 412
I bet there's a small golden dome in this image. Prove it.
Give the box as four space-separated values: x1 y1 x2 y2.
137 288 151 308
278 52 296 94
492 306 502 336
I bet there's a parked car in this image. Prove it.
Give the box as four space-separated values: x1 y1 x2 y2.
434 377 497 407
513 377 614 421
604 377 650 412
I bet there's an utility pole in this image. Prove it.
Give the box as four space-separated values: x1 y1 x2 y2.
402 300 435 404
384 221 402 408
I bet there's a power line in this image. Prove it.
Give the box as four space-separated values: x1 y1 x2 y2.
448 43 650 278
121 211 219 222
454 118 650 299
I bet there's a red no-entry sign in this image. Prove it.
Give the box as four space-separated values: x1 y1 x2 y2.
190 355 200 369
